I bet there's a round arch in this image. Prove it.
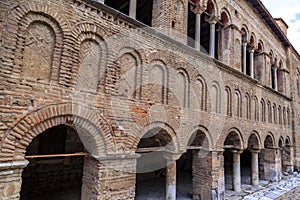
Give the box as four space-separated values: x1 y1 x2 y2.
0 103 116 162
221 127 244 150
279 136 285 148
219 8 231 26
247 131 262 149
263 133 275 148
135 121 180 152
185 125 213 150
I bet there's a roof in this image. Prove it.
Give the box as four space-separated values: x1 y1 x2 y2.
246 0 290 47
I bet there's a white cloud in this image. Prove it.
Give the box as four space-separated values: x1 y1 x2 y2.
261 0 300 53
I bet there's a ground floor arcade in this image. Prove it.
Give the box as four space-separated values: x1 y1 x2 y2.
0 124 294 200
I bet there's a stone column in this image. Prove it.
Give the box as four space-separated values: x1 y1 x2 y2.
250 149 260 186
82 154 140 200
0 160 29 200
250 48 255 78
164 153 181 200
129 0 137 19
242 42 247 74
209 17 219 58
192 6 205 51
231 149 242 192
273 67 278 91
166 161 176 200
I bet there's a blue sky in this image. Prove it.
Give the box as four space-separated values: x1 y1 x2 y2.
262 0 300 53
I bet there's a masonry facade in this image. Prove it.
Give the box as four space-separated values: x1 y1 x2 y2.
0 0 300 199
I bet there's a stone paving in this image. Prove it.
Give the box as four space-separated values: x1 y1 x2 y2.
225 172 300 200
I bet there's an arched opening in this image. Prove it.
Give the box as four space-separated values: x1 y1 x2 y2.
271 57 277 90
21 125 85 199
200 0 217 55
217 11 230 63
135 127 174 199
282 137 293 173
242 133 261 186
254 41 264 81
177 130 210 199
241 27 250 75
277 60 284 93
223 131 242 192
240 149 251 184
278 137 284 172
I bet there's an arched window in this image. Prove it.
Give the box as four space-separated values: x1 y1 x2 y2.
297 69 300 95
271 56 277 90
267 101 272 123
253 96 259 121
225 87 232 116
283 107 286 126
217 10 230 63
273 104 277 124
235 90 242 118
196 77 207 111
245 93 251 119
211 82 221 113
177 69 190 108
278 106 282 125
241 27 248 74
254 41 264 81
277 60 284 93
149 64 166 104
287 108 291 126
261 99 266 122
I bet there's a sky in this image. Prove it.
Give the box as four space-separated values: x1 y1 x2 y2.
261 0 300 53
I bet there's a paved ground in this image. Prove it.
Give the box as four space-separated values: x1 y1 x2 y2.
226 172 300 200
276 186 300 200
22 172 300 199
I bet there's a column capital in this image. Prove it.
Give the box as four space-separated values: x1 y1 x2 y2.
247 46 255 52
230 24 239 30
249 149 261 154
208 16 219 24
192 6 206 15
230 149 243 154
163 151 183 161
0 160 29 170
91 153 141 161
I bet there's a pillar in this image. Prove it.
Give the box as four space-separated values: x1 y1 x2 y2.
82 154 139 200
273 67 278 91
250 49 255 78
261 148 282 182
163 153 181 200
242 42 247 74
195 14 201 51
192 6 205 51
193 150 225 199
250 149 260 186
0 160 29 200
166 161 176 200
129 0 137 19
231 149 242 192
209 17 218 58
